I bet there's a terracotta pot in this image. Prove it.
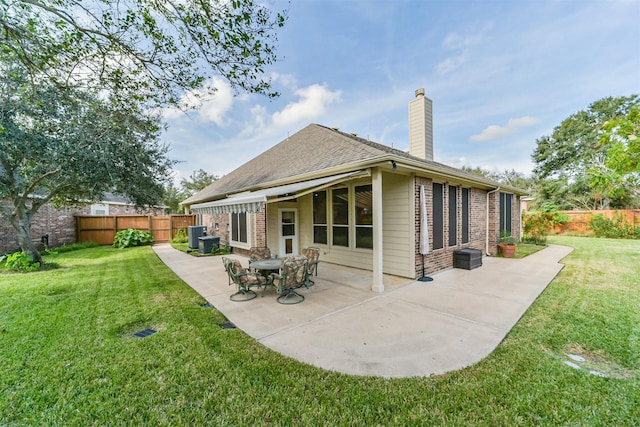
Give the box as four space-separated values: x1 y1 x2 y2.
498 243 516 258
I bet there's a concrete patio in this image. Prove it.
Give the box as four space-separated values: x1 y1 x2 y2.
152 243 573 378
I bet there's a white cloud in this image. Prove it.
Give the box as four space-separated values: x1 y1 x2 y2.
442 32 483 50
271 84 342 128
162 78 234 126
435 52 468 75
239 104 270 137
435 24 492 75
470 116 540 142
270 72 298 89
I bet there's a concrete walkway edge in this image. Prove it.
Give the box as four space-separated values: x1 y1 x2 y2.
153 244 573 378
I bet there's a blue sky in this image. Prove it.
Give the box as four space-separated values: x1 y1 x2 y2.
162 0 640 184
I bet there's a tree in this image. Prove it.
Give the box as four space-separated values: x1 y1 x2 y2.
532 95 640 209
588 106 640 203
163 181 190 214
0 64 174 264
0 0 286 108
181 169 218 195
462 166 534 192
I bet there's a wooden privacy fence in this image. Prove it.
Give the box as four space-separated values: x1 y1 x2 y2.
551 209 640 235
76 215 196 245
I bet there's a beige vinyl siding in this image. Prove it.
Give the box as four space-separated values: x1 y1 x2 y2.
282 172 414 278
381 173 414 277
265 201 297 255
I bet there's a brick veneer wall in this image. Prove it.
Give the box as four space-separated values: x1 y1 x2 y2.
0 201 164 254
202 213 230 246
413 177 520 278
201 210 266 258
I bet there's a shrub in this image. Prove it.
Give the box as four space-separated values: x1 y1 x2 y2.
211 245 232 255
171 228 188 244
522 204 570 244
3 252 41 272
113 229 155 248
499 230 517 245
589 213 640 239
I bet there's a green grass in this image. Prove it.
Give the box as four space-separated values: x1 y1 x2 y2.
513 242 547 258
1 237 638 425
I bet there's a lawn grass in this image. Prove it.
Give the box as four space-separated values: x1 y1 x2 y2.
1 237 638 425
513 242 547 258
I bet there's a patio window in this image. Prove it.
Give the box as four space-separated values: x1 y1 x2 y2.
231 212 248 244
312 191 328 244
355 184 373 249
448 185 458 247
332 187 349 247
432 183 444 250
462 188 470 244
500 192 513 235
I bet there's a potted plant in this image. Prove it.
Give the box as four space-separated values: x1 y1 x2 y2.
497 231 517 258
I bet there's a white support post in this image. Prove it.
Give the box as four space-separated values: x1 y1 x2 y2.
372 168 384 292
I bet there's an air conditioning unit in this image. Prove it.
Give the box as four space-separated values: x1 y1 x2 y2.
187 226 207 249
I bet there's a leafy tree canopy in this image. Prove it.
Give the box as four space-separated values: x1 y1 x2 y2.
531 95 640 209
162 169 217 213
461 166 534 191
589 106 640 201
181 168 218 195
0 0 287 107
0 62 174 262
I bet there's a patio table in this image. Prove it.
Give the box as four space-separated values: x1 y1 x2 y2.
249 258 281 271
249 258 282 296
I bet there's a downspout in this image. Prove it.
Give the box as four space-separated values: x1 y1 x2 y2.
486 187 500 256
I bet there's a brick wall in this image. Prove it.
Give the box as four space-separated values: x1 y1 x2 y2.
201 210 266 257
413 178 518 278
202 213 230 246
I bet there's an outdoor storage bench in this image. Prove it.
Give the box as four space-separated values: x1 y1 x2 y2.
453 248 482 270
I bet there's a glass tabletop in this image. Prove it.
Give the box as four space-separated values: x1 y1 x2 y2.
249 258 282 270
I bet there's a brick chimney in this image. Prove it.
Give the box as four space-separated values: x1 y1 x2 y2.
408 88 433 161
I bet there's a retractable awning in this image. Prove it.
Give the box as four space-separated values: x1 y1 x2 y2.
190 171 366 214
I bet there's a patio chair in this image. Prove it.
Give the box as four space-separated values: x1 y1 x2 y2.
222 257 266 302
301 247 320 288
269 255 309 304
249 246 272 262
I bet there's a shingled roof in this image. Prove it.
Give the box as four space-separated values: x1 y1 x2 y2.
183 123 524 205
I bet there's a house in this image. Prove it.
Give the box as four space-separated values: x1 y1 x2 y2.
182 89 527 292
0 193 166 254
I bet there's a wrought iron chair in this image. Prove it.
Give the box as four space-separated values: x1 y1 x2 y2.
249 247 272 262
222 257 266 302
269 256 309 304
301 247 320 287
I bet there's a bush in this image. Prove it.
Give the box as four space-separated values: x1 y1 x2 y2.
171 228 188 244
589 213 640 239
113 229 155 248
2 252 41 272
522 204 570 244
211 245 232 255
499 230 517 245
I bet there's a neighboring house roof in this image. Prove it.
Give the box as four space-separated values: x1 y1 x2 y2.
183 124 527 206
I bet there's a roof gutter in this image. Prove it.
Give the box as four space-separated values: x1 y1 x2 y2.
364 155 527 194
486 187 501 256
